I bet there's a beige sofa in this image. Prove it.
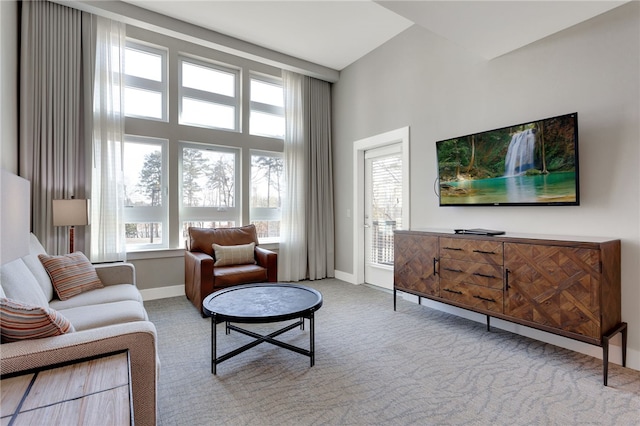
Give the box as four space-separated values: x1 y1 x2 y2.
0 234 158 426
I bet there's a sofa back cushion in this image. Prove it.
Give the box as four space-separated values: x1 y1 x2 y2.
21 233 55 301
189 224 259 257
0 259 49 307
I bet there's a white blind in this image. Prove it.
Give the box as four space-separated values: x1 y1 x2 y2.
367 150 402 266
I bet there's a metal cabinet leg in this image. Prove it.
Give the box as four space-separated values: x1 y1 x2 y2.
602 322 628 386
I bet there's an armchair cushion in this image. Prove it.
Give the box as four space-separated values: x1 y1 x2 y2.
0 298 74 343
213 264 268 287
38 252 103 300
213 242 256 266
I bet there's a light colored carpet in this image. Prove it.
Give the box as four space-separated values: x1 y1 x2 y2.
145 279 640 425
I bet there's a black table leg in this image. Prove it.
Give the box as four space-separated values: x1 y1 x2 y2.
310 312 315 367
212 314 217 375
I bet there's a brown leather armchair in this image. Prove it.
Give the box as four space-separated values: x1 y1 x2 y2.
184 224 278 315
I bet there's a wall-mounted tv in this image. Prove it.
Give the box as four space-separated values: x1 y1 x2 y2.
436 112 579 207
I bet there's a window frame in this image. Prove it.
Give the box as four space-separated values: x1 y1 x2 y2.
123 40 168 122
178 56 241 131
249 73 285 138
123 135 169 251
250 149 283 243
178 141 241 228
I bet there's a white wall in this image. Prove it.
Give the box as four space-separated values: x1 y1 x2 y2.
0 0 18 173
332 3 640 370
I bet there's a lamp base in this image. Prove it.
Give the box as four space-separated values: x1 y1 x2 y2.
69 226 75 253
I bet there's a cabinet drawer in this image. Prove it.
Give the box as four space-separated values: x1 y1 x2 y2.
440 258 503 290
440 281 503 314
440 237 503 265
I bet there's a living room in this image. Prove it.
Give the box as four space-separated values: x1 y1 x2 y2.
1 0 639 424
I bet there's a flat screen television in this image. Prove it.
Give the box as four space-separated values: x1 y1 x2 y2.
436 112 579 206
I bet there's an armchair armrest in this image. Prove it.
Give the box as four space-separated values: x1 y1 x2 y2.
0 321 158 426
94 262 136 286
185 251 214 315
255 246 278 282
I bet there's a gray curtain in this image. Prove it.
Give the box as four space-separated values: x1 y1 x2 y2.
19 0 93 255
280 71 335 281
306 77 335 280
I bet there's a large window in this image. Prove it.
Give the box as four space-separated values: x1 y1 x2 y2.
119 32 284 252
250 74 284 138
251 151 284 242
180 143 240 241
124 41 167 121
179 58 240 131
123 136 168 249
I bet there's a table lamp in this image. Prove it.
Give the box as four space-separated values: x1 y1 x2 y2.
53 198 90 253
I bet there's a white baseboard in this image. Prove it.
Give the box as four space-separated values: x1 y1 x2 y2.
140 284 184 301
334 270 357 284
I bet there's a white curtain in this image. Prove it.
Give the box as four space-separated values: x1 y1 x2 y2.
279 71 335 281
279 72 307 281
90 16 127 263
19 1 91 255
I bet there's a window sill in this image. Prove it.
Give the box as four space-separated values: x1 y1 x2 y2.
126 248 185 260
126 242 278 261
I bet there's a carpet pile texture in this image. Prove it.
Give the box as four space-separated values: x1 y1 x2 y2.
145 279 639 425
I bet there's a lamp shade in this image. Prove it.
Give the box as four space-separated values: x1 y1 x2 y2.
1 170 31 265
52 199 90 226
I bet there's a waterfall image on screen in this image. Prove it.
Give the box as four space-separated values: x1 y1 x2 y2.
436 113 579 206
504 129 536 177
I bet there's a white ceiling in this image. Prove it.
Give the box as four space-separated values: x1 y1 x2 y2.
122 1 630 70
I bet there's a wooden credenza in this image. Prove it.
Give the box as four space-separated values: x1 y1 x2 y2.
1 351 133 425
394 230 627 385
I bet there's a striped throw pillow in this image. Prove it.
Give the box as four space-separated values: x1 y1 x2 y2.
0 298 74 343
213 242 256 267
38 252 103 300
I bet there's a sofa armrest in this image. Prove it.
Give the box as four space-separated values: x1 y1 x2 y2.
94 262 136 286
255 246 278 282
0 321 158 426
185 251 214 315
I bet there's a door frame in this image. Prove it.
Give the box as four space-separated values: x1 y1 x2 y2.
353 126 410 285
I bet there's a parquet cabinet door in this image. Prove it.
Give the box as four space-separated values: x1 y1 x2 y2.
394 234 439 296
504 242 601 339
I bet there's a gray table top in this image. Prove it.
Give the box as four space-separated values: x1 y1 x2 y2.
202 283 323 323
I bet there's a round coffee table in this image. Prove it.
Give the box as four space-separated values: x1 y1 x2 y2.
202 283 323 374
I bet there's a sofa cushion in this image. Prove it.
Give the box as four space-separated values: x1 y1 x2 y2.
0 298 74 343
39 252 104 300
0 259 49 307
189 224 259 257
59 300 149 331
21 234 55 301
213 242 256 266
49 284 143 311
